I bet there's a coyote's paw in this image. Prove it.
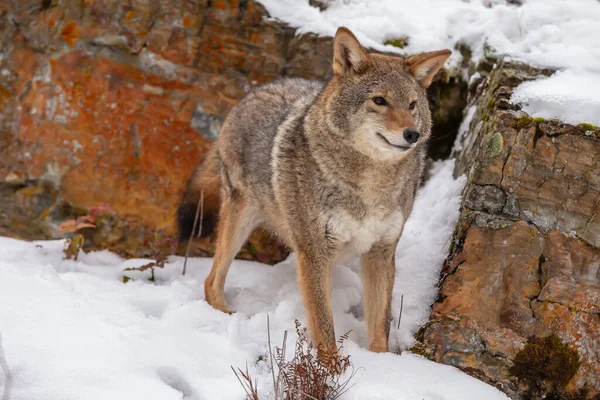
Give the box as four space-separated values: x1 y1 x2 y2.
209 301 233 315
368 339 389 353
204 285 233 314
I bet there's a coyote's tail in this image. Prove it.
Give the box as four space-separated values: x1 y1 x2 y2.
177 146 221 242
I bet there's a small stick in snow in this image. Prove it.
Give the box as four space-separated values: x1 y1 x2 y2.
397 294 404 330
230 364 259 400
275 330 288 398
197 189 204 239
182 190 203 275
267 315 279 400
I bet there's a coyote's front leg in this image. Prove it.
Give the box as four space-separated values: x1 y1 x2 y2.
205 191 258 314
296 250 338 367
360 242 396 353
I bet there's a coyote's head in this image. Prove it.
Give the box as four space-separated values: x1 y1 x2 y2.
322 27 451 161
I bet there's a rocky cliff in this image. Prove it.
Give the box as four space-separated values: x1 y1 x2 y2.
0 0 463 261
416 58 600 399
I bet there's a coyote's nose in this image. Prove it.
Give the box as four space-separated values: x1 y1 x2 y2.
403 128 420 144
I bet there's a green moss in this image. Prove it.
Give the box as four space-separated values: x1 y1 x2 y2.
413 321 434 342
514 115 534 129
408 342 429 358
487 98 497 113
578 122 599 131
384 37 409 49
510 335 580 393
484 131 504 159
479 95 499 123
532 117 545 124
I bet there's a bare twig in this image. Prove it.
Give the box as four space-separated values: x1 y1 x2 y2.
397 294 404 330
231 364 259 400
276 330 288 396
197 189 204 239
267 315 279 400
182 190 203 275
0 331 12 400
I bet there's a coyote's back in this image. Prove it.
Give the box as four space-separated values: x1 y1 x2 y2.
177 77 323 240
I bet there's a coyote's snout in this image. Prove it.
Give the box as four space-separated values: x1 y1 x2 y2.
178 27 450 363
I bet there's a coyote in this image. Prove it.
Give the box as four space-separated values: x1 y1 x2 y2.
178 27 450 362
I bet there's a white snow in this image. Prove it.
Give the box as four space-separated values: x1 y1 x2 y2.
453 105 478 153
510 69 600 126
258 0 600 126
0 160 509 400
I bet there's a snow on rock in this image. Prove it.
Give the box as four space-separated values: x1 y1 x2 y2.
0 161 508 400
257 0 600 70
453 105 478 153
258 0 600 126
510 69 600 126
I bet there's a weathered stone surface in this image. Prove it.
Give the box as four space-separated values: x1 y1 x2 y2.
0 0 465 260
455 59 599 248
419 59 600 399
1 0 295 260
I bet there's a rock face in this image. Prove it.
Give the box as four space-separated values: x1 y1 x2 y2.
0 0 464 259
0 0 296 261
417 58 600 399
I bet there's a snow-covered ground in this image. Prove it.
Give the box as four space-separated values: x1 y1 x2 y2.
259 0 600 126
0 160 509 400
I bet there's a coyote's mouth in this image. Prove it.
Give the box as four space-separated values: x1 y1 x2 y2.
376 133 411 150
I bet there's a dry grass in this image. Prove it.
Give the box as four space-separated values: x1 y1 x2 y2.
233 318 359 400
232 363 260 400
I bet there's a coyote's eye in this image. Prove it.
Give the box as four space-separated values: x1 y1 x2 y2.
409 101 417 111
373 97 387 106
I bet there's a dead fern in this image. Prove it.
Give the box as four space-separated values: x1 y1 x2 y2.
232 318 358 400
274 320 357 400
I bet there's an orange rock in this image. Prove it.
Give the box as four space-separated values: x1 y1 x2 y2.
61 22 78 47
14 51 211 232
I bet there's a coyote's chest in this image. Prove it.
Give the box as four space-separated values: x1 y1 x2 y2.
327 208 405 262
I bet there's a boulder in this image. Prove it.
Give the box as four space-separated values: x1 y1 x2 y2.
416 58 600 399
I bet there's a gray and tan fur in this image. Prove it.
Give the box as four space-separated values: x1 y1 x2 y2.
178 27 451 363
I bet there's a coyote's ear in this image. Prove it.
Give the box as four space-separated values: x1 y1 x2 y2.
407 49 452 88
333 27 371 76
